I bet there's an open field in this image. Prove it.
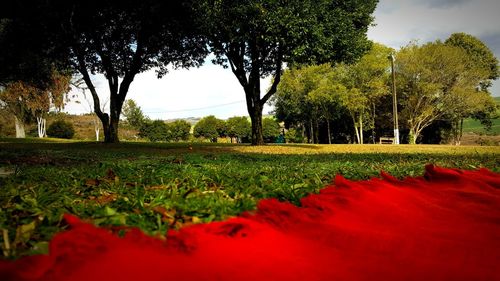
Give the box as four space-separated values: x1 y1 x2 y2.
462 118 500 135
0 139 499 258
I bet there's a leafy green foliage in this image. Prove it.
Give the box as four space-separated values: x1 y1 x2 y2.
122 100 147 130
139 120 170 142
396 41 496 144
226 117 251 142
193 116 225 142
284 128 304 143
3 1 209 143
198 0 378 144
445 33 499 90
274 43 393 144
262 118 281 143
46 120 75 139
169 120 192 142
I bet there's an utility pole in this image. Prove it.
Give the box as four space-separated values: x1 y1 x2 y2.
389 53 400 144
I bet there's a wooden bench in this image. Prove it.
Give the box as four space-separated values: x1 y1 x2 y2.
379 137 394 144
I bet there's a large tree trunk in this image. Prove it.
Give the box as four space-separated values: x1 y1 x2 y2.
457 118 463 146
371 102 376 144
74 42 140 144
244 81 265 145
227 40 282 146
359 114 364 145
309 120 314 144
14 116 25 138
326 119 331 144
409 127 418 145
249 104 264 145
92 115 100 141
353 115 360 144
314 119 319 144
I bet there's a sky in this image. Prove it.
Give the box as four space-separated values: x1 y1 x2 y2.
64 0 500 120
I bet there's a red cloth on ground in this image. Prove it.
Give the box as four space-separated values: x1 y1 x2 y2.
1 165 499 281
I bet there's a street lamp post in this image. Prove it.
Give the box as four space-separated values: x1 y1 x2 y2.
389 53 400 145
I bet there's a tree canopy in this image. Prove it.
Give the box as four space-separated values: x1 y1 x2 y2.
445 33 499 91
2 0 208 143
396 41 495 144
198 0 378 144
194 115 225 142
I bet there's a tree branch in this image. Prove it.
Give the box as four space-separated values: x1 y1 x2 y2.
261 45 283 105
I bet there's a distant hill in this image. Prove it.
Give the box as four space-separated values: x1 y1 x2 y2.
165 117 200 125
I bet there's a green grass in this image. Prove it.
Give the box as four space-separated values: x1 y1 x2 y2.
0 139 499 258
462 118 500 135
461 96 500 135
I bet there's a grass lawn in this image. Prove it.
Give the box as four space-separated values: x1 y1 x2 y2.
1 139 499 258
462 118 500 135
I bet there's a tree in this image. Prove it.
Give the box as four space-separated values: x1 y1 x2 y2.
139 120 169 142
396 41 491 144
273 68 313 142
273 64 341 144
72 77 108 141
199 0 378 145
0 82 37 138
169 120 192 142
307 65 345 144
36 71 72 138
122 99 146 130
445 33 499 91
262 118 281 143
47 119 75 139
444 33 499 144
193 115 225 142
274 43 392 145
226 116 251 143
0 71 71 138
4 1 208 143
334 43 392 144
0 12 54 88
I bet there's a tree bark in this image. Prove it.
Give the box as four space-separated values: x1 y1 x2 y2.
37 117 46 138
314 119 319 144
244 79 265 145
227 40 282 146
249 103 264 145
14 116 25 138
409 128 418 145
359 114 364 144
371 102 376 144
458 118 463 146
353 115 360 144
326 119 331 144
310 119 314 144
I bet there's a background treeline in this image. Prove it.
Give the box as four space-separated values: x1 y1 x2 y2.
273 33 500 144
120 99 282 143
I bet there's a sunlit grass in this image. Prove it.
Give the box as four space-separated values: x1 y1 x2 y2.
0 138 498 259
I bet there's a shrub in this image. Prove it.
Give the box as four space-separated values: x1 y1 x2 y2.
169 120 192 141
47 120 75 139
139 120 170 142
285 128 304 143
194 116 225 142
226 116 250 143
262 118 281 143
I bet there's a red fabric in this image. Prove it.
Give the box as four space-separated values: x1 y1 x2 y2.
1 165 499 281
